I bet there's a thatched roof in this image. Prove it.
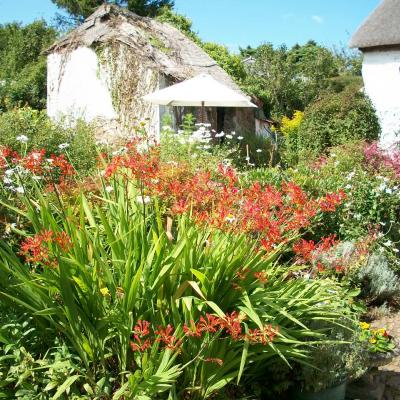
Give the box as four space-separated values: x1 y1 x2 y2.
46 4 245 94
349 0 400 50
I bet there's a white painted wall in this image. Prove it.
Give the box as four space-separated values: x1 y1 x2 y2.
47 45 163 141
47 47 117 123
362 50 400 147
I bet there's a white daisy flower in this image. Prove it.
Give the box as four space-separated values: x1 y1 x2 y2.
58 143 70 150
136 195 151 204
16 135 28 143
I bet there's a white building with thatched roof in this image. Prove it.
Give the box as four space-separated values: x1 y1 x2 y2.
46 4 257 141
350 0 400 146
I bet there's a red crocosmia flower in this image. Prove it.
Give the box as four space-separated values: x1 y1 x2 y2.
49 154 75 178
318 234 337 251
54 231 72 252
130 338 151 352
220 311 243 340
218 163 237 187
130 320 152 352
317 262 325 273
335 265 344 273
254 271 268 284
319 191 346 212
21 149 46 174
204 357 224 366
293 239 316 262
20 230 72 267
133 320 151 337
155 324 183 351
260 238 274 252
171 198 189 214
283 182 307 206
235 268 250 281
246 325 278 345
183 320 202 337
196 314 221 334
20 235 51 265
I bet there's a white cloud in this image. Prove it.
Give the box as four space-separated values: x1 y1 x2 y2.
311 15 324 24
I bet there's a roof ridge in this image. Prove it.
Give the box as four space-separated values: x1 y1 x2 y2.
45 4 246 96
350 0 400 49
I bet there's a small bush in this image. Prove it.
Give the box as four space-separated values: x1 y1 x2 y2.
358 253 400 304
282 85 381 165
0 107 97 174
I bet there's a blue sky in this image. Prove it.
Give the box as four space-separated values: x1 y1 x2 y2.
0 0 381 51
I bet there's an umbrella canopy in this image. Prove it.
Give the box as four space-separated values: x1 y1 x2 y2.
143 74 257 108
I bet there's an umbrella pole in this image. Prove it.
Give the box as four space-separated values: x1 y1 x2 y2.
201 101 205 124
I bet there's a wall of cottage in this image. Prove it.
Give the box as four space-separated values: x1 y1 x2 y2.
47 45 160 144
362 49 400 147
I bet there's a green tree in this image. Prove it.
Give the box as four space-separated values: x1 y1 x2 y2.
0 21 57 111
244 41 363 118
156 7 200 43
244 43 298 117
201 42 247 84
239 45 257 58
156 12 247 85
51 0 174 20
282 82 381 165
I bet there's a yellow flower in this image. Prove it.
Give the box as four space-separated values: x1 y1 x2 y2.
280 111 304 137
100 287 110 297
369 337 377 344
225 214 236 223
360 322 370 330
376 328 386 335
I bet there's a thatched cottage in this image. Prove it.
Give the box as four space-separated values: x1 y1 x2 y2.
46 4 258 141
350 0 400 146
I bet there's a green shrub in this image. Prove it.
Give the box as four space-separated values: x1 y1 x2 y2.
282 85 381 165
358 253 400 304
0 107 98 174
0 21 57 111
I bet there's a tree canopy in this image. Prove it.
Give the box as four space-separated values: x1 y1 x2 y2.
243 41 362 118
51 0 174 20
0 21 57 111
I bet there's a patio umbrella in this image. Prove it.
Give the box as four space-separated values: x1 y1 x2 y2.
143 73 257 122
